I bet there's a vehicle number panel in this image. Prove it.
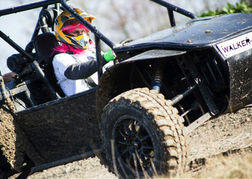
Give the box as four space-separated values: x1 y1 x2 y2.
216 32 252 58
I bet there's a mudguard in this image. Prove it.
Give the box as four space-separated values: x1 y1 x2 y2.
121 49 186 63
97 49 186 118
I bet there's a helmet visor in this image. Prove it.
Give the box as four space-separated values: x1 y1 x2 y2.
64 33 89 49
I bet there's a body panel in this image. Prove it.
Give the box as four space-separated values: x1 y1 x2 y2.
114 13 252 56
225 48 252 112
16 89 99 163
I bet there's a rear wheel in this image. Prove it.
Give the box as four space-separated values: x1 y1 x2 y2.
101 88 187 178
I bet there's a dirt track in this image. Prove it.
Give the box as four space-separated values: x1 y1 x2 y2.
21 107 252 178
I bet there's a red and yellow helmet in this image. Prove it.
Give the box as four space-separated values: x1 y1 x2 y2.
54 8 95 49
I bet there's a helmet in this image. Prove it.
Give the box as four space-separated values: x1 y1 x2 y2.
54 8 95 49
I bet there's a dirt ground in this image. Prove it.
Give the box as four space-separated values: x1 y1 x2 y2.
15 107 252 179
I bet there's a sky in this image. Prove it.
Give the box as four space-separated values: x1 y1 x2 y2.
0 0 241 74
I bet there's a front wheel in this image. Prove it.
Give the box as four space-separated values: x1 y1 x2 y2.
101 88 187 178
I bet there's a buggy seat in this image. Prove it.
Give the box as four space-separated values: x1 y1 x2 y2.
33 32 65 97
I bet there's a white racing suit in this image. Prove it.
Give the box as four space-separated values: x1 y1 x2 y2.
52 50 112 96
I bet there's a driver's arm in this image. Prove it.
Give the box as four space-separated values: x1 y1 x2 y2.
64 49 115 80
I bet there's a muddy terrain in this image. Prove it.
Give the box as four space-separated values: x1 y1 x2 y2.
19 106 252 179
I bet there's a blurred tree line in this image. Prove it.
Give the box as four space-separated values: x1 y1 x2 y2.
64 0 252 48
200 0 252 16
242 0 252 4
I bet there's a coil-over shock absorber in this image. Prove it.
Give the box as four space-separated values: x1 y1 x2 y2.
151 60 166 93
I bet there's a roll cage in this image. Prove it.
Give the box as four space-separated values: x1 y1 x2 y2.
0 0 197 107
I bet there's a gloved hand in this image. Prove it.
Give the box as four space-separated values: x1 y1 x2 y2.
104 49 116 62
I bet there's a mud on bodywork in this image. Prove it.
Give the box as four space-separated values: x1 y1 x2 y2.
0 89 101 172
16 90 100 163
0 107 44 172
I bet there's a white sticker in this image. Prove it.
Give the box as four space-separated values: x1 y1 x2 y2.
216 32 252 58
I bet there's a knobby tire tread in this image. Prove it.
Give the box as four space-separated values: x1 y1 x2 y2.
101 88 187 178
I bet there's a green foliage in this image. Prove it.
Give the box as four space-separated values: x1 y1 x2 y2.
200 1 252 17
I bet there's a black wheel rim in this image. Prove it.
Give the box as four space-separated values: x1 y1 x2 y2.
113 116 154 173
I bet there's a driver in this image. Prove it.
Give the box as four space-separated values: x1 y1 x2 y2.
52 8 116 96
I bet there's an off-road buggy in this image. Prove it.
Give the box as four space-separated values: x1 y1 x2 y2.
1 0 252 178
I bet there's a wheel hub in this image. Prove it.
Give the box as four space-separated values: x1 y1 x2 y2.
114 118 154 172
132 139 141 149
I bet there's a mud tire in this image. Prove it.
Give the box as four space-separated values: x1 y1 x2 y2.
101 88 187 178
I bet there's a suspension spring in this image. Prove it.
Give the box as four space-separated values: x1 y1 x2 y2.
151 60 166 93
